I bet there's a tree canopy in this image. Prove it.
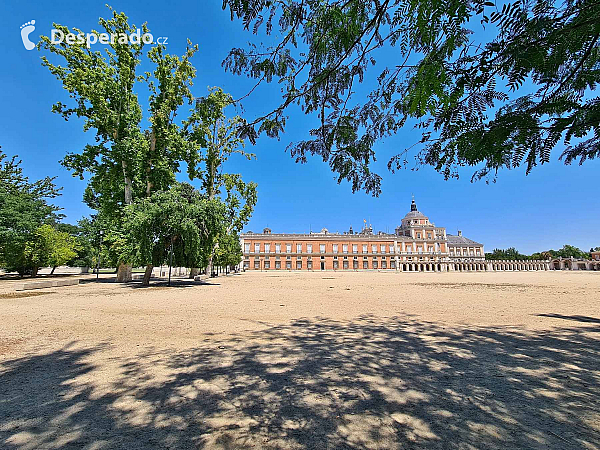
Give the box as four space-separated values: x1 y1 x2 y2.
486 244 592 260
223 0 600 195
24 224 79 275
123 183 226 271
0 148 64 275
39 10 257 283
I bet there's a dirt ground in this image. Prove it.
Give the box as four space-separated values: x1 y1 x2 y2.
0 270 599 449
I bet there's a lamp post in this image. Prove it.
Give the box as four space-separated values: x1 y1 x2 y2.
96 230 104 281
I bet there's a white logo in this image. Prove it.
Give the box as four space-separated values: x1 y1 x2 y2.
20 20 36 50
50 29 168 48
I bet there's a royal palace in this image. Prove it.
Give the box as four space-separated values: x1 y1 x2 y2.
239 199 537 272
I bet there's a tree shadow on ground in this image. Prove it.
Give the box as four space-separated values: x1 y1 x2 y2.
79 278 221 289
536 313 600 324
1 316 598 449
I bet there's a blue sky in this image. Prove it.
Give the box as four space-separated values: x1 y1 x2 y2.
2 1 598 254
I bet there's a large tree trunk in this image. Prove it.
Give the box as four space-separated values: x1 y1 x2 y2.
142 264 153 286
116 263 132 282
189 268 200 279
31 266 39 278
122 161 133 205
50 266 56 275
205 241 219 276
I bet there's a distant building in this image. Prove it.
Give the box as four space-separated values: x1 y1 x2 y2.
592 250 600 261
240 199 489 272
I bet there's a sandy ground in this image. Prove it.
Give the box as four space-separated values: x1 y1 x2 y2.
0 270 599 449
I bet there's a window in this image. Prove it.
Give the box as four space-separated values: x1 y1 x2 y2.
417 233 421 239
373 261 378 269
333 260 339 269
353 260 359 269
380 245 386 254
254 243 260 253
389 245 395 254
254 260 260 269
333 244 338 254
333 256 338 260
297 256 302 260
265 243 271 253
297 244 302 253
286 261 292 269
244 260 250 269
372 245 377 253
320 244 326 253
343 260 349 269
390 260 396 269
264 261 270 269
275 261 281 269
427 233 432 239
307 244 313 253
244 243 250 253
286 243 292 253
307 260 313 269
407 246 412 253
286 255 291 260
352 244 358 253
296 261 302 270
362 245 368 253
363 261 368 269
275 244 281 253
428 246 434 253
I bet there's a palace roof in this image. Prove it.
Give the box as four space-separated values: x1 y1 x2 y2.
447 234 483 246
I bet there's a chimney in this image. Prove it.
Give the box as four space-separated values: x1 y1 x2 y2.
458 230 462 236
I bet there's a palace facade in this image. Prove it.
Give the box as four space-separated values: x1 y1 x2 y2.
240 199 491 272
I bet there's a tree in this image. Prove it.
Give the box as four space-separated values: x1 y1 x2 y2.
39 9 198 281
213 232 243 271
24 224 79 275
485 247 529 260
0 148 63 276
123 183 226 285
222 0 600 195
552 244 589 259
185 88 258 275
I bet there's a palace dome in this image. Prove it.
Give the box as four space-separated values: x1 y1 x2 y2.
403 198 427 219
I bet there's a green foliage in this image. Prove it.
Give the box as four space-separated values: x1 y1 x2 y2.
186 88 257 227
123 183 226 269
213 232 243 268
39 7 199 231
223 0 600 194
545 245 590 259
0 148 63 274
24 224 79 271
487 244 591 260
485 247 530 261
40 11 258 278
